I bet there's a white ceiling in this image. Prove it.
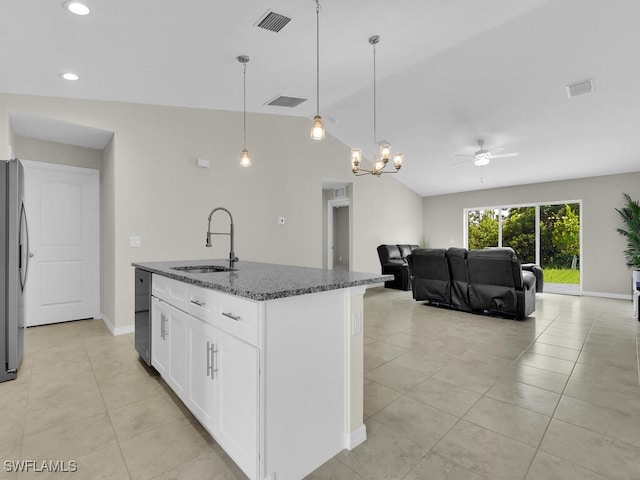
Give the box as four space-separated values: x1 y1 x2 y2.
2 0 639 196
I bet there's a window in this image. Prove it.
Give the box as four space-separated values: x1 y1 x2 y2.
465 201 581 293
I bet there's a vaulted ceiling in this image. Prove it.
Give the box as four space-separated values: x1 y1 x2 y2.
2 0 639 196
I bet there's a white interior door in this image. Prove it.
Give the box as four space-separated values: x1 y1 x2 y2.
22 160 100 326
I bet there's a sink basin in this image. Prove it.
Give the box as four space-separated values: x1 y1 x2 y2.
172 265 237 273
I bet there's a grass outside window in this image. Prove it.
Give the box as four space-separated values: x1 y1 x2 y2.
543 268 580 284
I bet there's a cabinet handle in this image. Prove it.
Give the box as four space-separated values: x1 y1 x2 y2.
212 343 219 379
190 299 205 307
206 341 214 379
222 312 241 321
160 312 168 339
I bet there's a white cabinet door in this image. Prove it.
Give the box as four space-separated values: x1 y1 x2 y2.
166 302 188 397
151 297 169 377
187 316 217 432
216 329 259 479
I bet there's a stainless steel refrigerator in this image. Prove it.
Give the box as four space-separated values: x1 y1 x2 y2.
1 159 29 383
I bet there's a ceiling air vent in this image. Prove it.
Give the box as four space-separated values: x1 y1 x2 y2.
566 79 593 98
265 95 307 108
254 10 291 33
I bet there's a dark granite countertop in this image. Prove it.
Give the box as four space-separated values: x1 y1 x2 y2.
132 259 393 301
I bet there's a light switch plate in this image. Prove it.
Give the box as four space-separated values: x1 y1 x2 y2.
129 236 141 247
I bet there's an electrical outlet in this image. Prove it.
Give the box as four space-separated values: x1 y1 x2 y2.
277 217 285 225
129 236 141 247
351 311 362 335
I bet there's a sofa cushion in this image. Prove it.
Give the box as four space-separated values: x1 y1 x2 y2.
397 244 419 260
407 248 450 304
377 244 402 261
446 247 470 311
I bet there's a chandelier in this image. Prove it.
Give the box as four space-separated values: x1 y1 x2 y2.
351 35 403 176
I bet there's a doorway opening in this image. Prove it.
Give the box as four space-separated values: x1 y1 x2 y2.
328 198 350 270
322 181 352 271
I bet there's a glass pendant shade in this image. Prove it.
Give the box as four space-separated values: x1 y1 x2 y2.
374 156 385 173
379 143 392 161
311 115 325 140
351 148 362 172
393 153 404 170
240 149 251 168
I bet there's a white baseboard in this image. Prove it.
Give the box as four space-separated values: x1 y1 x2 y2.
582 291 632 301
345 424 367 450
98 314 135 336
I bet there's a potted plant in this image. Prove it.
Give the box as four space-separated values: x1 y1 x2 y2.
615 193 640 290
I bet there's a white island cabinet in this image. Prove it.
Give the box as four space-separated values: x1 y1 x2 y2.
135 260 390 480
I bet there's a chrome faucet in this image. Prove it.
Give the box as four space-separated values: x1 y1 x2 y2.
206 207 238 268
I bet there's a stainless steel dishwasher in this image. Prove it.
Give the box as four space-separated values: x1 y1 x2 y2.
134 268 152 365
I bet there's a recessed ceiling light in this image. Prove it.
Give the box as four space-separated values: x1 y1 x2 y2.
60 72 79 81
64 1 90 16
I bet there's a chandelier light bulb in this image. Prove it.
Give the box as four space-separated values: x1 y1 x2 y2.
351 149 362 172
379 143 392 161
393 153 404 170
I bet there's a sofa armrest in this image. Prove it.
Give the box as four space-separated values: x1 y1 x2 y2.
521 271 536 291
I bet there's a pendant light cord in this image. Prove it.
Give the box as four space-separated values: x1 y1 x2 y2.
316 0 320 116
243 62 247 149
373 41 377 151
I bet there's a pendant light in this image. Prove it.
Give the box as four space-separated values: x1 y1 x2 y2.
351 35 404 176
310 0 325 140
238 55 251 168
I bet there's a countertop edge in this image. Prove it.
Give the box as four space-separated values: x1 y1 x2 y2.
132 261 393 301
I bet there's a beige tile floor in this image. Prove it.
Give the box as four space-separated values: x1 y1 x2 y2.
1 288 638 479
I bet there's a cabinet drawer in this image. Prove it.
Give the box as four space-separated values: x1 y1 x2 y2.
186 283 219 324
217 291 260 346
152 274 188 310
187 284 260 346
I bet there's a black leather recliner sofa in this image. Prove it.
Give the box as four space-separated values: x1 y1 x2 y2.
376 244 419 291
407 247 537 318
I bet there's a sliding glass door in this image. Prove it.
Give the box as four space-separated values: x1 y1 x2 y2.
465 202 581 294
540 203 581 293
502 206 536 263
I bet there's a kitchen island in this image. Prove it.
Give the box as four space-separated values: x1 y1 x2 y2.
132 259 391 480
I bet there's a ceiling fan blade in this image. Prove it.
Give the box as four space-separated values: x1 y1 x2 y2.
451 157 473 166
489 152 519 159
490 146 505 154
453 154 474 158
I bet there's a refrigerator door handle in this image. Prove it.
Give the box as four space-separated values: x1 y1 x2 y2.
19 200 30 291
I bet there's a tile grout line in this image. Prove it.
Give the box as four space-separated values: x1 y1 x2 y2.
84 340 134 480
520 307 614 480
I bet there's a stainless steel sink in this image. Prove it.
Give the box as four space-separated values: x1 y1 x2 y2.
172 265 237 273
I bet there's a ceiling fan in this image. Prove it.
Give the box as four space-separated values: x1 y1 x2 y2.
454 139 519 166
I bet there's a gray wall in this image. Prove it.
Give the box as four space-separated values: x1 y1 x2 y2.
422 172 640 297
1 93 424 330
12 136 103 170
